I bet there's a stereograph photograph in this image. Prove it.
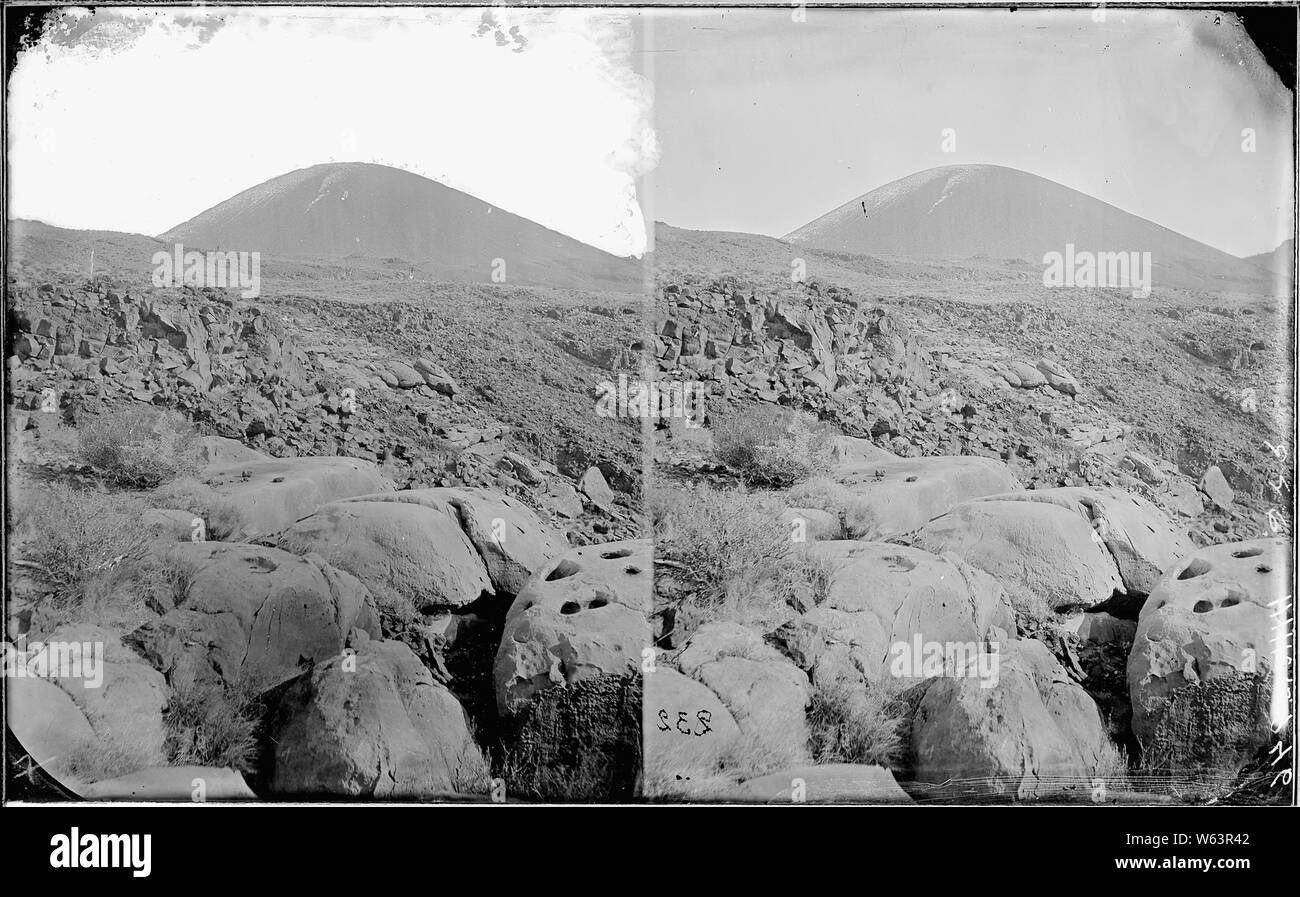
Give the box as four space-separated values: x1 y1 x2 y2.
2 1 1295 817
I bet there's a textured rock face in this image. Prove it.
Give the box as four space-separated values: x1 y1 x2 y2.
503 673 642 801
200 455 394 539
269 637 487 799
798 541 1013 685
494 539 651 715
126 542 380 690
917 498 1124 612
279 499 492 611
1128 538 1289 779
833 455 1021 539
969 486 1193 595
1199 465 1235 510
909 638 1116 799
337 487 565 595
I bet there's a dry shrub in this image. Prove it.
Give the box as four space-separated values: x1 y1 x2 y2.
162 678 263 772
78 406 202 488
806 679 907 768
712 405 834 487
10 482 157 624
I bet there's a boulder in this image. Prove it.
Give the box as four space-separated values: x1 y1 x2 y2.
1128 538 1289 779
917 499 1123 612
578 466 616 513
200 455 394 539
832 455 1020 539
643 667 741 780
6 676 98 790
672 622 811 765
339 487 565 595
1008 361 1046 389
494 540 651 715
734 764 912 804
1199 466 1235 510
279 499 492 611
414 358 457 395
127 542 380 690
28 624 168 766
969 487 1193 595
1036 358 1079 395
269 638 487 798
799 541 1014 685
910 638 1118 799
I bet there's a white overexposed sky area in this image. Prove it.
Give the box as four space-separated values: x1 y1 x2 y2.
7 6 1295 259
650 6 1294 258
7 5 656 256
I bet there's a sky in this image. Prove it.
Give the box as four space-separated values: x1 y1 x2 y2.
7 5 656 256
8 6 1294 260
649 6 1295 258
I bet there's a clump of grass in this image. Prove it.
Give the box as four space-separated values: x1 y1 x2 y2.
9 482 156 624
653 484 841 628
806 679 906 768
785 476 881 539
149 477 244 540
61 733 156 784
162 678 263 772
78 406 203 488
712 405 834 487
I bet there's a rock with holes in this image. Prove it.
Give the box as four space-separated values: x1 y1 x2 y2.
278 500 491 611
795 542 1014 686
269 637 487 798
733 764 912 804
200 455 394 539
494 539 650 715
27 624 168 768
125 542 380 690
672 622 812 765
1128 538 1289 779
968 487 1193 595
917 499 1123 612
832 455 1021 539
644 667 741 780
910 638 1118 799
336 488 564 594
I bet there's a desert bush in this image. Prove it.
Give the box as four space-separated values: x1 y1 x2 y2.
654 484 841 628
785 476 881 539
149 477 243 540
654 484 789 613
78 406 203 488
10 482 157 623
60 733 156 784
162 678 263 772
712 405 834 487
806 679 906 768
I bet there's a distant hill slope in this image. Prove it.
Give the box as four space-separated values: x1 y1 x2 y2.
1245 238 1294 272
785 164 1276 295
160 162 641 292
